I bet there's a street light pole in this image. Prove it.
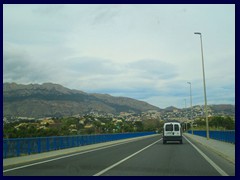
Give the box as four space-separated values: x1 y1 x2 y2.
184 99 187 131
187 82 193 134
194 32 209 140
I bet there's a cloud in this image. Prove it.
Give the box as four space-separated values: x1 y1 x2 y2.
91 5 120 26
3 4 235 108
4 43 234 108
128 59 178 80
32 4 65 16
4 43 33 82
3 42 62 84
66 57 122 76
62 58 179 101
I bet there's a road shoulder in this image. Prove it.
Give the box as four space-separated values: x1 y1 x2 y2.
183 133 235 165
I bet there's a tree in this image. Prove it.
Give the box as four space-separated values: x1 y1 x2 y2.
122 122 133 132
205 116 235 130
143 118 161 131
134 121 144 132
224 116 235 130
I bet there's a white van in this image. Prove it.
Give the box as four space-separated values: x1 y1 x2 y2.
163 122 182 144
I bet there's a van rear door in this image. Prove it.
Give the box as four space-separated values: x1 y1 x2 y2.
164 123 182 137
173 124 181 136
164 123 174 136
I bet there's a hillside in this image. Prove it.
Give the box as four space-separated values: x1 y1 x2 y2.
163 106 180 112
208 104 235 116
3 82 161 118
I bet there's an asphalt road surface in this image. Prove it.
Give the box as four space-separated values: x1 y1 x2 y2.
3 135 235 176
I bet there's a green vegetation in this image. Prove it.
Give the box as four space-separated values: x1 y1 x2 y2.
4 115 234 138
192 116 235 130
3 115 163 138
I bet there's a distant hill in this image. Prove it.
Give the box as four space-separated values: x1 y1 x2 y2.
208 104 235 116
3 82 161 118
164 106 180 112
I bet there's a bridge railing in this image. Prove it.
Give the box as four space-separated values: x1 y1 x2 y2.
187 130 235 144
3 132 155 159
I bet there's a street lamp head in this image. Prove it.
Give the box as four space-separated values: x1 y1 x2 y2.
187 82 191 84
194 32 201 35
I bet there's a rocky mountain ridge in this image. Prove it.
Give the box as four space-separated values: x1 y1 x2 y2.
3 82 161 118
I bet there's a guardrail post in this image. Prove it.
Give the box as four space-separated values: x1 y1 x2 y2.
28 139 31 155
17 139 20 157
54 137 57 150
3 140 9 158
77 136 80 146
37 138 41 153
60 137 63 149
4 140 7 158
46 138 50 151
71 136 74 147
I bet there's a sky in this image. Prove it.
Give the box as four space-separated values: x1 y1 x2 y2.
3 4 235 109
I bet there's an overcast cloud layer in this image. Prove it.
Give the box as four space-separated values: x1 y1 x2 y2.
3 4 235 108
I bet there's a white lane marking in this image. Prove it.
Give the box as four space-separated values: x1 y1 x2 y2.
183 135 229 176
93 138 162 176
3 135 160 173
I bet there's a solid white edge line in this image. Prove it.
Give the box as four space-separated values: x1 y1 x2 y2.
93 138 162 176
3 135 159 173
183 135 229 176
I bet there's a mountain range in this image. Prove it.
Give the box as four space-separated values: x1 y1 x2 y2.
3 82 161 118
3 82 235 118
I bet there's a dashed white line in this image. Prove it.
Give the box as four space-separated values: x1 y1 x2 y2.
93 138 162 176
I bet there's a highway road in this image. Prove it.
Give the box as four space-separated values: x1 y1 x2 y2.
3 134 235 176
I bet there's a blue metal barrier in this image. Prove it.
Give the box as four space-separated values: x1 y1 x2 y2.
187 130 235 144
3 132 155 158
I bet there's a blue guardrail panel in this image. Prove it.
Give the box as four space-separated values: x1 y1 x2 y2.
187 130 235 144
3 131 156 158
